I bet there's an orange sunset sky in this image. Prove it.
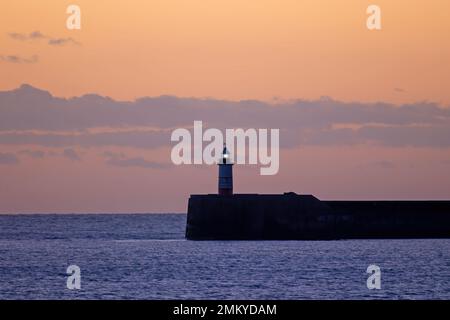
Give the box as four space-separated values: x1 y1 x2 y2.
1 1 450 213
1 0 450 103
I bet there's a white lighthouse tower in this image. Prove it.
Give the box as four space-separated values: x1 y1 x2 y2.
218 143 233 195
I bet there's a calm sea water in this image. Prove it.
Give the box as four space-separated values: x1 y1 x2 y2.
0 214 449 300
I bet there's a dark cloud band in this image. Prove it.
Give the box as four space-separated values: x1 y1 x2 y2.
1 84 450 149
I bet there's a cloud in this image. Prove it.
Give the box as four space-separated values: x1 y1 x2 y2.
0 152 19 165
63 148 81 161
18 149 45 158
1 84 450 149
103 152 168 169
29 31 46 39
0 54 38 64
48 37 80 46
8 32 27 40
0 130 168 149
8 31 80 46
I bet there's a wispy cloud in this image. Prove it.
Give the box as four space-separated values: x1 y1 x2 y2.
18 149 45 159
63 148 81 161
48 37 80 46
8 32 27 40
8 31 80 46
29 31 46 39
103 152 168 169
0 152 19 165
0 54 38 64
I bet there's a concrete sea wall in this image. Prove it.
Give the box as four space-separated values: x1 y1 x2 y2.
185 193 450 240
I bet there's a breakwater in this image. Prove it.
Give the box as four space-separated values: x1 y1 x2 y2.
186 193 450 240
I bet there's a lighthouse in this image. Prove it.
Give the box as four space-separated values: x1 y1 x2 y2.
218 143 233 195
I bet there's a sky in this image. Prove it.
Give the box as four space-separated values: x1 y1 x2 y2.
1 1 450 213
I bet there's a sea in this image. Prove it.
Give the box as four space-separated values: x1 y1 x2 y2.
0 214 449 300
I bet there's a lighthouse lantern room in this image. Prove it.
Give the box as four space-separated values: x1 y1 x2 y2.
218 144 233 195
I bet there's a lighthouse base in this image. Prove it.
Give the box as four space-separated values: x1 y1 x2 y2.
218 188 233 196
